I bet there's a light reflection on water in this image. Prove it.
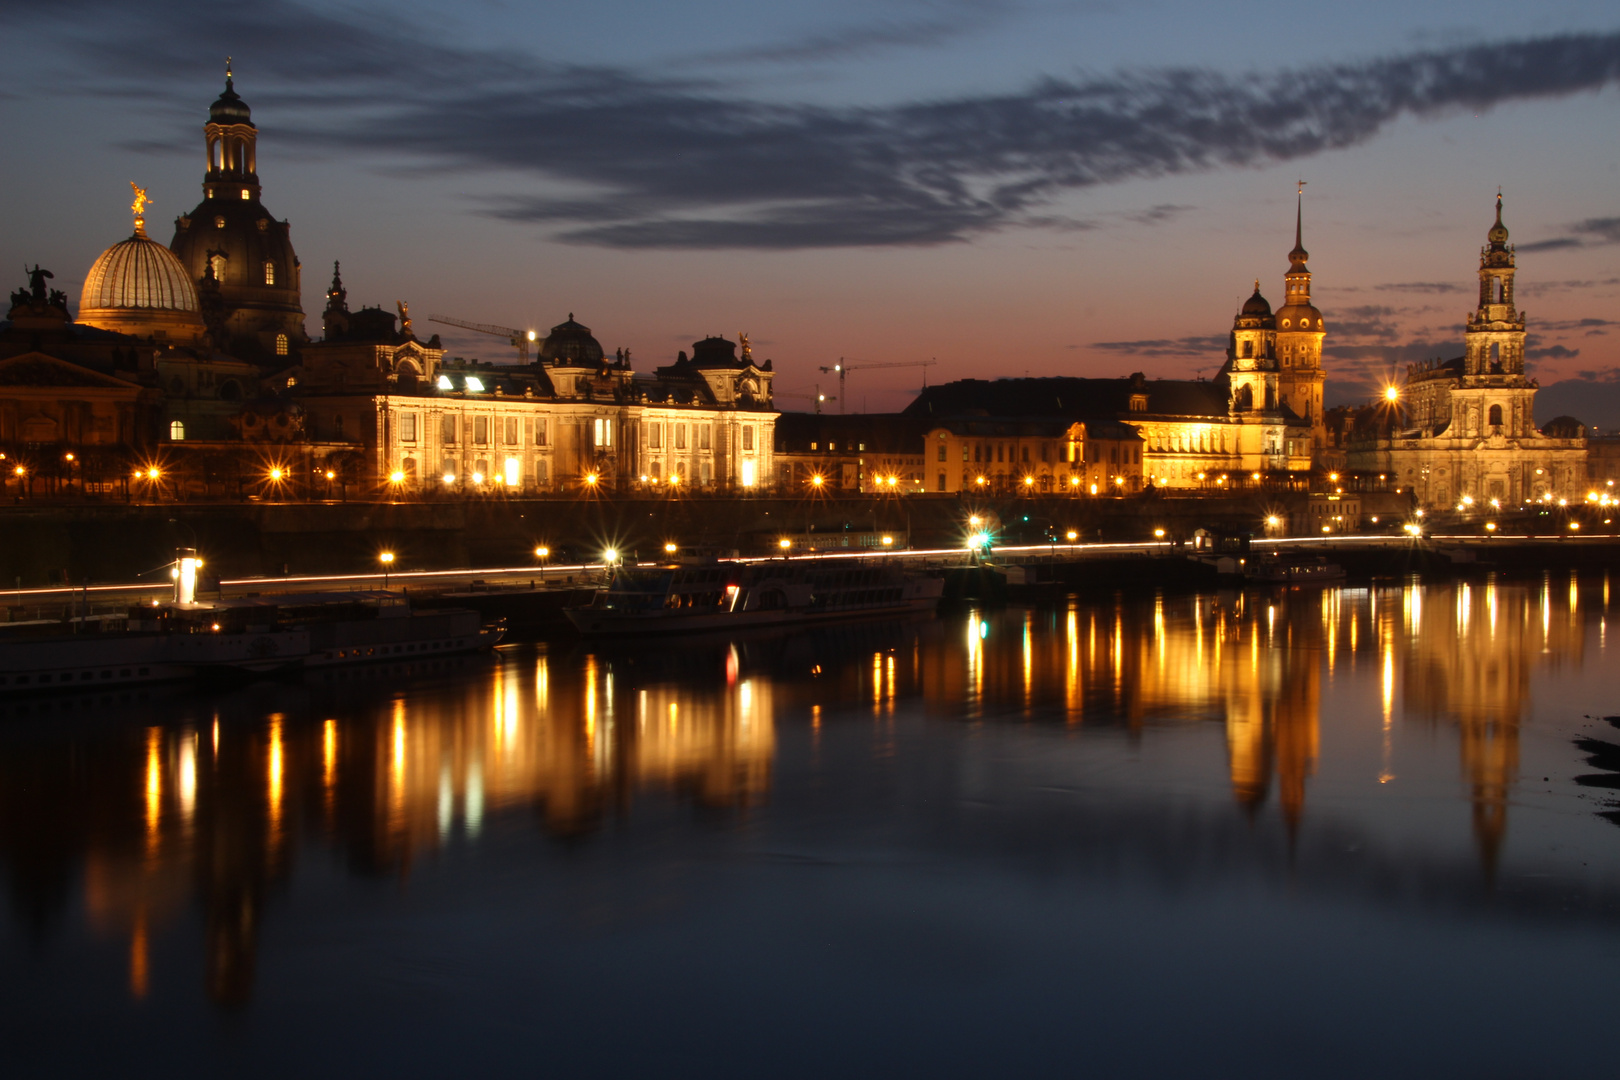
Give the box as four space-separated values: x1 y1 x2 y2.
3 574 1620 1074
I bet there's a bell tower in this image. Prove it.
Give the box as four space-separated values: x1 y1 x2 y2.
204 59 261 203
1464 193 1525 378
1273 186 1327 456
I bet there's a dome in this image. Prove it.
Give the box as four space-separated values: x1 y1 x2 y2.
538 314 604 365
210 77 253 126
1487 194 1509 247
1275 301 1324 332
1240 283 1272 318
79 228 206 342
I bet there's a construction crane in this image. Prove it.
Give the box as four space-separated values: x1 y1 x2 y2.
775 384 834 413
428 314 538 362
816 359 937 413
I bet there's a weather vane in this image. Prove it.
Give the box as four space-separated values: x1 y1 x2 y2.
1297 178 1307 196
226 55 234 80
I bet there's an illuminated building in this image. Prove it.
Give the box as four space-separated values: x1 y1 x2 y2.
900 206 1318 487
167 66 308 365
1346 197 1587 505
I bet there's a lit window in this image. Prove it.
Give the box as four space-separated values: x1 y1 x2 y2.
275 333 288 356
169 420 185 441
504 457 520 487
209 254 227 281
214 217 225 229
437 375 453 390
740 459 757 487
264 261 276 285
464 376 484 393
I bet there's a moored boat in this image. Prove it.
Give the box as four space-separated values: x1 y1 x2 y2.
0 591 504 694
565 559 944 635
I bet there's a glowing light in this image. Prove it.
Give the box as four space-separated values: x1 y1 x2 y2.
969 515 982 527
442 473 456 485
1266 515 1281 527
1404 522 1422 536
535 546 549 559
504 457 520 487
967 532 989 549
324 470 335 480
465 376 484 392
779 538 792 550
1066 530 1078 541
470 472 484 484
1384 385 1400 402
437 374 453 390
881 535 894 546
665 542 678 554
975 476 986 486
389 470 405 484
1069 476 1080 487
1023 475 1035 487
379 552 395 564
1485 522 1497 531
1154 528 1165 538
147 468 160 480
584 472 599 486
810 474 824 488
1570 521 1581 530
603 547 619 564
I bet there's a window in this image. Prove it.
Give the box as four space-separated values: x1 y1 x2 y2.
264 261 276 285
400 414 417 442
169 420 185 441
504 417 518 445
676 424 688 450
504 457 520 487
536 459 548 482
593 418 613 447
810 441 818 451
743 426 754 451
402 458 417 481
442 414 457 445
1130 394 1148 411
240 190 250 201
938 444 947 462
474 416 489 445
209 253 227 280
1021 447 1029 463
650 422 663 449
1489 404 1503 426
275 333 288 356
740 459 757 487
1492 277 1503 304
699 425 711 451
938 473 947 491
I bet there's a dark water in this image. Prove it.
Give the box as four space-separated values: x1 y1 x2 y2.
4 575 1620 1078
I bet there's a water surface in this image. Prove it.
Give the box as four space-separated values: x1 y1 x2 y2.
4 576 1620 1077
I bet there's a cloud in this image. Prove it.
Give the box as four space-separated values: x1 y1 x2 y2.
1519 216 1620 253
1089 335 1228 359
1125 203 1195 226
1526 344 1581 360
1575 368 1620 382
8 2 1620 249
1372 282 1465 294
709 1 1017 65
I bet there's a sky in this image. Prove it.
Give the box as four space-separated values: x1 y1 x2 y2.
2 0 1618 419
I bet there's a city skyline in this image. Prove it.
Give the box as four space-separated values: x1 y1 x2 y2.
3 1 1618 418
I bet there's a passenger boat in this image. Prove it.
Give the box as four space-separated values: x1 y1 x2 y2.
565 559 945 635
0 591 504 694
1245 554 1347 585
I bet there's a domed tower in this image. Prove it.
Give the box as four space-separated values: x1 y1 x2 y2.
1273 191 1326 452
537 314 606 365
78 184 208 345
169 63 306 365
1465 193 1525 378
1226 283 1278 414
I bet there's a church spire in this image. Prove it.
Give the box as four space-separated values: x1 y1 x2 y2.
1288 181 1309 271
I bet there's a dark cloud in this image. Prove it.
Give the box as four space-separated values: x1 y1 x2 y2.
1526 344 1581 360
1518 216 1620 253
1576 368 1620 382
1372 281 1465 294
710 1 1016 65
1089 335 1228 359
7 2 1620 250
1125 203 1195 226
1536 317 1618 331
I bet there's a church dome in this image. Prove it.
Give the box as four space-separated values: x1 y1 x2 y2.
79 223 206 343
538 315 605 365
1275 301 1324 332
1240 286 1272 318
210 77 253 126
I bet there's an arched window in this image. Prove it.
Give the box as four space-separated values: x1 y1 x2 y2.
1489 404 1503 427
275 333 289 356
169 420 185 441
209 254 227 281
1491 277 1503 304
1241 339 1253 359
264 261 276 286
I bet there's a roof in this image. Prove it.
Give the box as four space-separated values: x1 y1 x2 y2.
903 376 1230 420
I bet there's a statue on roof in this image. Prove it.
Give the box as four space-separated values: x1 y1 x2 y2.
27 265 53 302
739 332 752 362
396 300 412 337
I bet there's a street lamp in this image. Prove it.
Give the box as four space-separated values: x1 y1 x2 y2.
778 538 792 559
1066 530 1078 543
379 550 395 587
535 545 549 581
664 542 678 556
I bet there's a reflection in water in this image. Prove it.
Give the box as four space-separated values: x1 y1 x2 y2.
0 576 1608 1010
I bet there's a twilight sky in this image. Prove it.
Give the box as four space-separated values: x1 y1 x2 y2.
2 0 1617 418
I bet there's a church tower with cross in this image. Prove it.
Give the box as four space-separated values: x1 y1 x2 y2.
1273 184 1327 457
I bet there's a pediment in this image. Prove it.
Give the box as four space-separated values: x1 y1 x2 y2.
0 352 140 389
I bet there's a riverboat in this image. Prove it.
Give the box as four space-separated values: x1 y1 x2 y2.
565 559 945 636
0 591 504 694
1246 554 1347 585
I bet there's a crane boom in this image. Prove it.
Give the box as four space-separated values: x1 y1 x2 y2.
815 358 937 413
428 314 537 362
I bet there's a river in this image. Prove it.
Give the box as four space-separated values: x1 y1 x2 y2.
4 574 1620 1077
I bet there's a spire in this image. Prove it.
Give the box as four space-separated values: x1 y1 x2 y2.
225 55 234 91
326 261 347 310
1289 181 1309 270
1487 189 1510 249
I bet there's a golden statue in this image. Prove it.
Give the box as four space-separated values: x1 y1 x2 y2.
130 182 151 234
739 331 751 361
397 301 413 336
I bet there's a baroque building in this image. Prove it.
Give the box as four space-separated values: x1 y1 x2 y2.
1346 197 1587 506
168 66 307 365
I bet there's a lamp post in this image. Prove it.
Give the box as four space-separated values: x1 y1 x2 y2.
778 537 792 560
535 545 549 582
380 550 395 588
